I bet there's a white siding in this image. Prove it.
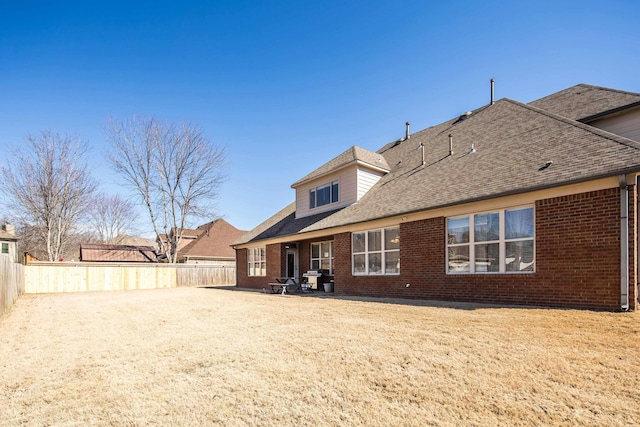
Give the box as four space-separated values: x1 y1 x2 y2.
341 167 359 203
588 108 640 142
295 165 385 219
357 166 385 199
295 167 357 219
0 241 17 263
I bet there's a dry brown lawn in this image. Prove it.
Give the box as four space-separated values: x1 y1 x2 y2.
0 287 639 426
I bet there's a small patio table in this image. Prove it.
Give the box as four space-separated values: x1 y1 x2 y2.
275 277 301 294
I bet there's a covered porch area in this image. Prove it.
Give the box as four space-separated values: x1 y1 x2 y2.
267 238 335 294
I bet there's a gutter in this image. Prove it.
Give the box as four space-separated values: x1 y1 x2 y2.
620 174 630 311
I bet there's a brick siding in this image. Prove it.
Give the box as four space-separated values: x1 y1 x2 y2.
236 187 637 310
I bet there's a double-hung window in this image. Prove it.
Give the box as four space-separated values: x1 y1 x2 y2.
352 227 400 275
310 181 339 209
311 241 333 274
247 247 266 276
1 243 8 254
447 206 534 273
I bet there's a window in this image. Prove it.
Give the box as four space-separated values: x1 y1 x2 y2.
311 241 333 274
447 207 534 274
1 243 8 254
352 227 400 275
247 247 266 276
310 181 339 209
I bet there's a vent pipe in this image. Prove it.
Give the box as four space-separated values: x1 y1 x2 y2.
620 174 630 310
405 122 410 139
490 78 495 105
418 143 425 166
448 134 454 156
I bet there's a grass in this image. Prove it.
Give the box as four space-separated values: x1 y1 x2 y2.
1 287 639 426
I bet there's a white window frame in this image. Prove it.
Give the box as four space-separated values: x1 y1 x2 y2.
352 227 400 276
310 180 339 209
247 246 266 277
311 241 334 274
447 206 535 274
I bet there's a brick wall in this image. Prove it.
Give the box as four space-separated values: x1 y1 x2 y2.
237 187 636 310
267 244 284 280
235 244 284 290
235 248 260 289
236 242 311 289
334 187 635 311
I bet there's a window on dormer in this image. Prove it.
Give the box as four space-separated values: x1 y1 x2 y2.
309 181 339 209
331 181 339 203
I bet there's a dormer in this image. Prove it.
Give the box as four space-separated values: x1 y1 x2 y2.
581 103 640 143
291 146 390 219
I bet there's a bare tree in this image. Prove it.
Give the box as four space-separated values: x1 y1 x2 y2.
105 116 227 262
1 132 97 261
88 194 138 243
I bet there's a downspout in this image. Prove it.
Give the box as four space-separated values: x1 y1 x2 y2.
619 175 629 311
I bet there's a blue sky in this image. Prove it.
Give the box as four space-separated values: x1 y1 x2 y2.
1 0 639 235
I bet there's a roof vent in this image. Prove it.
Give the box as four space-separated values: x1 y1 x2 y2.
539 160 553 171
405 122 410 140
490 78 495 105
448 134 454 156
453 111 472 125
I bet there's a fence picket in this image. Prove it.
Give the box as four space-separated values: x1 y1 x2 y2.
23 262 236 293
0 255 25 316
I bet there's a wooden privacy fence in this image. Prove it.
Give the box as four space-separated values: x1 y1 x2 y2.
0 255 25 316
24 262 236 294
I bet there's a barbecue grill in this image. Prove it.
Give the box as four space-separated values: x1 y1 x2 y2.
302 270 323 290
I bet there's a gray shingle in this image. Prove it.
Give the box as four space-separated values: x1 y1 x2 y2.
529 83 640 121
232 202 343 245
237 85 640 245
291 146 390 188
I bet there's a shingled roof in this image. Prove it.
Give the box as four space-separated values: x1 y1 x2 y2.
232 202 342 245
234 85 640 246
178 219 246 260
291 146 390 188
80 244 158 262
529 84 640 121
0 229 17 242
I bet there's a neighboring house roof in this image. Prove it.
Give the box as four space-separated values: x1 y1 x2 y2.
529 83 640 121
158 228 201 244
291 146 391 188
166 219 246 260
234 84 640 246
0 230 18 242
79 244 158 262
107 235 156 247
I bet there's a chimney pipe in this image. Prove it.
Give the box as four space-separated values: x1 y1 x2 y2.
405 122 410 139
490 78 495 105
449 134 454 156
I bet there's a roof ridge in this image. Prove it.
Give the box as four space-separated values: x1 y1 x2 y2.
505 98 640 150
291 145 389 188
197 219 220 230
379 104 494 154
575 83 640 97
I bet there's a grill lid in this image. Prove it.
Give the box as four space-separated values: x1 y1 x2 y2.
303 270 322 277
